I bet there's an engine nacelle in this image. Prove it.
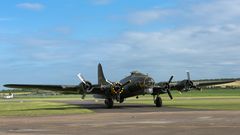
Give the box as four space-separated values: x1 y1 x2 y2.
78 81 92 94
176 80 194 92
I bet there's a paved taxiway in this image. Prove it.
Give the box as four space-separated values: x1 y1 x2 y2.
0 100 240 135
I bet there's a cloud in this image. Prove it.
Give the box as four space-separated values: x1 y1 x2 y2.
191 0 240 23
16 3 45 11
127 0 240 26
128 8 172 25
91 23 240 79
1 23 240 80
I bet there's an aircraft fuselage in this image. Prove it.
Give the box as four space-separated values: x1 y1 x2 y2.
119 71 155 98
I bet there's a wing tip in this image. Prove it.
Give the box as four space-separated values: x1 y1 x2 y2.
3 84 10 87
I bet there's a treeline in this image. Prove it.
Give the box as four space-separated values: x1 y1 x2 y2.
193 78 240 82
0 89 32 93
0 89 59 95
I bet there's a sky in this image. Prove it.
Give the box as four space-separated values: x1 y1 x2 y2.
1 0 240 89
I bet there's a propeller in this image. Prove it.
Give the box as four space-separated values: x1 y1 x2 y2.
165 76 174 100
184 71 201 91
77 73 92 99
110 80 131 102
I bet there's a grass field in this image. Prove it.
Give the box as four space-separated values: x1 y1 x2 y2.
127 89 240 110
0 101 92 116
0 89 240 116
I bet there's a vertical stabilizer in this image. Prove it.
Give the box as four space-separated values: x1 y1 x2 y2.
98 63 107 85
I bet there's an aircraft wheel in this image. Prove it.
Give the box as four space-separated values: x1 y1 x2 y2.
104 98 114 108
119 98 124 103
155 96 162 107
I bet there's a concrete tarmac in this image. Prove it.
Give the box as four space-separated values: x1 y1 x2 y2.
0 100 240 135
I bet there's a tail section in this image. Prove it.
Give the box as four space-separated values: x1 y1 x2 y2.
98 63 108 85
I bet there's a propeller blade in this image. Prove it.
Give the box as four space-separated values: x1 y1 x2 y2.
168 76 174 84
166 89 173 99
78 82 87 99
106 79 113 85
122 80 131 87
81 93 86 99
186 71 190 81
166 76 174 100
77 73 86 84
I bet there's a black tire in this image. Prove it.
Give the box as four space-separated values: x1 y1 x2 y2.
155 97 162 107
104 98 114 108
119 98 124 103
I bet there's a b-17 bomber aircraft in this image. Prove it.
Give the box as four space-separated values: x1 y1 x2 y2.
4 64 236 108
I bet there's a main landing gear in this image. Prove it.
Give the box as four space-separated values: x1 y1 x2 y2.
154 96 162 107
104 98 113 108
104 97 125 108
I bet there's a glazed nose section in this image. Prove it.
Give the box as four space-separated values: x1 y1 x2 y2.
144 77 155 87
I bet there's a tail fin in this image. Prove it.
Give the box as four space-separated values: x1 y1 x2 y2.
98 63 108 85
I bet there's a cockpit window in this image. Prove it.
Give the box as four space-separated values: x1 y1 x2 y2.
144 77 155 87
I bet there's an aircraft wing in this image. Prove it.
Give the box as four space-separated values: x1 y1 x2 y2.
195 80 235 87
3 84 102 95
4 84 77 91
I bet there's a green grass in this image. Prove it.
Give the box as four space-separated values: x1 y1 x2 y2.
163 89 240 97
127 89 240 110
0 89 240 117
166 98 240 110
2 94 93 101
127 97 240 110
0 101 92 117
